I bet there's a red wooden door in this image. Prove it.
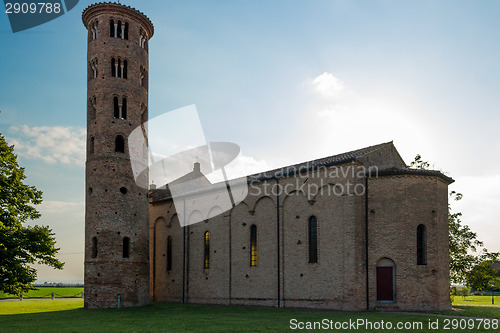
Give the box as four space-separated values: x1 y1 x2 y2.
376 266 394 301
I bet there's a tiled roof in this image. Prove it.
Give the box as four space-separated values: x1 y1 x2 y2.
368 167 454 184
248 141 394 181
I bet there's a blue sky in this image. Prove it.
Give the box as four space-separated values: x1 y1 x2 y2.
1 0 499 282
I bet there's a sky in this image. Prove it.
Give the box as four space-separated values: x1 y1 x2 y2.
0 0 499 283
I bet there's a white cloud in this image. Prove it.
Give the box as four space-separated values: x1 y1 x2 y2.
37 200 85 215
311 72 346 98
7 125 86 167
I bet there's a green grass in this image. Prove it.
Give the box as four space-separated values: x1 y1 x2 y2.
0 300 499 332
0 287 84 299
452 295 500 306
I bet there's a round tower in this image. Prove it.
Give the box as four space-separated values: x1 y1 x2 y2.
82 3 154 309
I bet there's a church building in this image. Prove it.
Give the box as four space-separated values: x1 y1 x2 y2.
82 3 453 312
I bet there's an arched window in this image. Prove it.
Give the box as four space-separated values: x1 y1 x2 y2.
117 20 122 38
122 97 127 119
91 237 97 258
113 96 119 118
113 97 127 119
88 97 96 121
123 60 127 79
117 59 122 78
250 225 257 266
123 237 130 258
115 135 125 153
204 231 210 269
308 216 318 263
89 136 94 154
109 19 114 37
167 236 172 271
89 58 98 79
417 224 427 265
124 22 129 40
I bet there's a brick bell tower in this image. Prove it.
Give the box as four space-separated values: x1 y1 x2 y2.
82 3 153 309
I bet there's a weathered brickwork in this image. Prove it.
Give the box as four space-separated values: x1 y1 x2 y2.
150 143 453 312
83 3 452 312
83 3 154 309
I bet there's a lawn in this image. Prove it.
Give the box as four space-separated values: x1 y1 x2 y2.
0 300 499 332
0 287 84 299
453 295 500 306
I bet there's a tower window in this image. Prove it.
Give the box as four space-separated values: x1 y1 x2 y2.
204 231 210 269
91 237 97 258
123 60 127 79
417 224 427 265
140 65 147 89
89 96 97 121
109 19 114 37
250 224 257 267
110 19 128 40
90 20 98 40
89 58 98 79
117 20 122 38
139 29 147 50
308 216 318 263
167 236 172 271
111 58 127 79
113 97 127 119
115 135 125 153
123 237 130 258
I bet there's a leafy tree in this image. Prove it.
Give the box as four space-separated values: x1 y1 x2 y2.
489 277 500 292
0 133 64 294
410 155 499 285
466 260 497 291
409 154 430 170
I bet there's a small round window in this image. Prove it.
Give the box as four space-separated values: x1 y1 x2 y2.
120 187 127 194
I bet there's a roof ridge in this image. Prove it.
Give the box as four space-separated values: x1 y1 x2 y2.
248 141 394 179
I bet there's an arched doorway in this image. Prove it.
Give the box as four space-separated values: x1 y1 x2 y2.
376 258 395 302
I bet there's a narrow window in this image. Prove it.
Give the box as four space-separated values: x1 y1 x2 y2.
89 136 94 154
118 59 122 78
308 216 318 263
117 20 122 38
115 135 125 153
124 22 129 40
123 237 130 258
123 60 127 79
111 58 116 77
109 19 114 37
113 96 119 118
417 224 427 265
91 237 97 258
204 231 210 269
122 98 127 119
167 236 172 271
250 224 257 266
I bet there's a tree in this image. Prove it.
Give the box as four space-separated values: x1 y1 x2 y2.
0 133 64 294
466 260 497 291
410 155 499 285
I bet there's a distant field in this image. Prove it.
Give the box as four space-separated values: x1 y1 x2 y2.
0 300 499 332
0 287 84 299
453 295 500 306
